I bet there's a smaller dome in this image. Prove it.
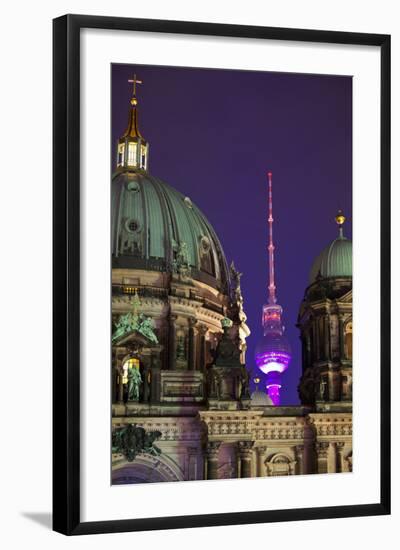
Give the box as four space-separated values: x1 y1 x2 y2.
251 390 273 406
309 235 352 284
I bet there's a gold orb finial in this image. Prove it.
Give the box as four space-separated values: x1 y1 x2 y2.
253 377 260 386
335 210 346 226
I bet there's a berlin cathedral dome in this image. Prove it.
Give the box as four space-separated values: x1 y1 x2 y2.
111 171 230 293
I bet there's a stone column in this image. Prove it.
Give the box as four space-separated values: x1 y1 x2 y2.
168 314 177 370
314 319 320 360
348 374 353 400
205 441 221 480
112 364 118 403
315 442 329 474
306 331 311 368
238 441 254 478
324 314 331 361
160 321 169 370
150 355 161 403
327 442 337 473
338 315 345 360
188 318 198 370
257 447 267 477
116 363 124 404
336 442 345 473
347 453 353 472
295 445 305 475
142 365 150 403
199 325 208 371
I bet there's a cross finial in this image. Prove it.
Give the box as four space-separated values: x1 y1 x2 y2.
128 74 143 98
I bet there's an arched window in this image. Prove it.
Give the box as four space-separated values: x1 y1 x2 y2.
345 321 352 360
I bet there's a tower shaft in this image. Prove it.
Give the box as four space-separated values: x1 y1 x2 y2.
255 171 291 406
267 171 277 305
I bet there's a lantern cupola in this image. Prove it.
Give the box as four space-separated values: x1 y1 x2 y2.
117 74 149 172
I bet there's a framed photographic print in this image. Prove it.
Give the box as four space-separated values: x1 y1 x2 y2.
53 14 391 535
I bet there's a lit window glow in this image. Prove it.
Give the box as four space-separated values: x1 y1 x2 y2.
117 144 125 166
128 142 137 165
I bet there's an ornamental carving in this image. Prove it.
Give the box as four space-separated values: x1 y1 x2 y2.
203 418 305 441
265 453 297 476
206 441 221 458
309 416 352 437
113 419 205 442
113 310 158 344
112 424 162 462
238 441 254 457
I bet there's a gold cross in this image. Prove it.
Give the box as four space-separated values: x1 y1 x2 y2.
128 74 143 97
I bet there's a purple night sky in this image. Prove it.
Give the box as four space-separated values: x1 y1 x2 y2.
111 63 352 405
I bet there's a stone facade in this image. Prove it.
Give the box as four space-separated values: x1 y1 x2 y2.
111 272 352 483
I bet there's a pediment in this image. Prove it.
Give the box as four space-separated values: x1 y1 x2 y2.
338 289 352 304
113 329 156 348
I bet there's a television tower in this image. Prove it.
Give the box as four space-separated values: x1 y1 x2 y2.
254 171 291 405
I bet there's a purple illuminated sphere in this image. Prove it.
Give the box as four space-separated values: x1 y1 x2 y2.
255 333 292 375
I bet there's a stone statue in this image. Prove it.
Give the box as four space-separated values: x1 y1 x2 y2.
137 314 158 344
176 335 186 360
319 377 327 400
230 261 243 298
112 424 162 462
298 368 315 405
127 367 142 401
213 318 241 367
240 366 251 399
173 241 191 279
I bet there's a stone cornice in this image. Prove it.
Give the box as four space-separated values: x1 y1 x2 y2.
199 411 310 442
308 413 353 437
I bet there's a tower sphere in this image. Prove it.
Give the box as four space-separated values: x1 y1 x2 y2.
255 331 291 375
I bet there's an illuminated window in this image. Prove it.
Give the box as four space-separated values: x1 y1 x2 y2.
122 357 140 384
128 142 137 166
117 143 125 166
140 144 147 169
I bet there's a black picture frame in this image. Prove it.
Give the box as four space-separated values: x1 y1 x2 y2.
53 14 391 536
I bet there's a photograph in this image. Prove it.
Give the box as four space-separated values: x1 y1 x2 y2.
110 63 353 484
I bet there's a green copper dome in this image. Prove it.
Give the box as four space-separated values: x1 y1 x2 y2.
309 231 352 283
111 171 230 292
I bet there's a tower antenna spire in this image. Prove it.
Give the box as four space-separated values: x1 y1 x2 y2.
267 171 277 304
